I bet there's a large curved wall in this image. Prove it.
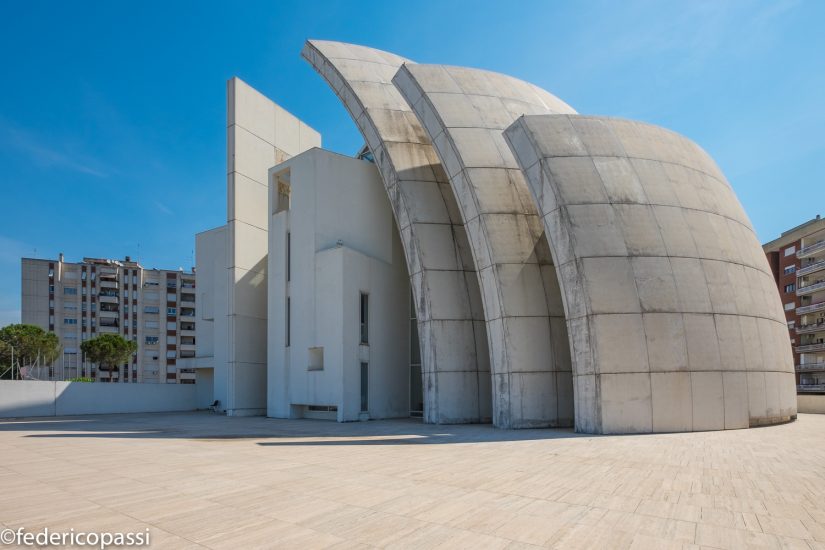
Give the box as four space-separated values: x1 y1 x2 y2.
301 41 491 423
504 114 797 433
393 65 577 428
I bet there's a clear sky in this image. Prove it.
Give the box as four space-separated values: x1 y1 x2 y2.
1 0 823 327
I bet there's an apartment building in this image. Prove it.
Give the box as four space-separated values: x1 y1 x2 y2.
21 254 197 384
764 215 825 392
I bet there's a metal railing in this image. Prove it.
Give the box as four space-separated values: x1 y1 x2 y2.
797 280 825 296
798 240 825 258
797 363 825 371
798 259 825 277
797 384 825 392
797 324 825 335
796 342 825 353
797 302 825 315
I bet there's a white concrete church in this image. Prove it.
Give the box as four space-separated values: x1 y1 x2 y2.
194 41 797 434
196 76 418 423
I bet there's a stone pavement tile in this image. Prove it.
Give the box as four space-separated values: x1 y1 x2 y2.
629 533 697 550
801 519 825 542
549 522 636 549
492 514 567 546
696 523 782 548
757 515 812 539
637 499 702 522
152 505 266 544
382 523 471 549
591 493 643 512
446 507 517 535
324 510 428 547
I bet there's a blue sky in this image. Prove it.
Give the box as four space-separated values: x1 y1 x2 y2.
0 0 823 326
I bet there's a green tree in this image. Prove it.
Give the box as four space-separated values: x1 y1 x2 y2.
0 324 61 378
80 334 137 372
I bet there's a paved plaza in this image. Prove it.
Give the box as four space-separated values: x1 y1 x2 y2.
0 412 824 549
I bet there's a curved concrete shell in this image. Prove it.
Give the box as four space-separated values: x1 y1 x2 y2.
504 114 797 433
301 41 491 423
393 65 577 428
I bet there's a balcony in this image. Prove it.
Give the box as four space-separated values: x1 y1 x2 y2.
797 280 825 296
798 259 825 277
98 325 119 334
99 279 119 289
797 302 825 315
798 384 825 392
798 240 825 259
180 329 196 337
180 300 196 309
796 342 825 353
797 363 825 372
99 310 118 319
797 323 825 335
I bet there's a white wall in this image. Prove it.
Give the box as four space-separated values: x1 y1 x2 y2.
195 225 227 409
222 78 321 416
195 368 215 410
798 394 825 414
0 380 197 418
268 148 411 421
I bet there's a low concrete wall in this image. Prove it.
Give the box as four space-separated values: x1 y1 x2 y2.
798 394 825 414
0 380 197 418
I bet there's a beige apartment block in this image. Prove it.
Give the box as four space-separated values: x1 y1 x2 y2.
21 255 196 384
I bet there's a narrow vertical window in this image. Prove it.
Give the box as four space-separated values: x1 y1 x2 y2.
286 297 291 347
360 362 368 412
359 292 369 344
286 231 291 282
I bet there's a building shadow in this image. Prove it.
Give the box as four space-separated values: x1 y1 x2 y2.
0 411 594 445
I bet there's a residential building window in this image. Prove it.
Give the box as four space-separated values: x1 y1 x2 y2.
360 362 368 412
166 351 176 359
788 321 796 329
785 246 796 256
360 292 369 344
785 283 796 293
167 293 176 302
63 318 77 325
145 320 159 329
785 302 795 311
144 306 159 314
784 265 797 275
49 285 54 293
166 322 176 330
145 336 159 345
167 336 176 345
167 307 177 316
64 287 77 295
